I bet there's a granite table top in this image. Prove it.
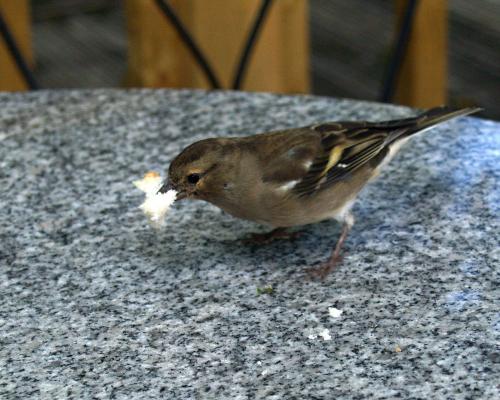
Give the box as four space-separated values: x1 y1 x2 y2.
0 89 498 399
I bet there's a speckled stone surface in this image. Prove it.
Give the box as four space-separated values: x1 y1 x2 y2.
0 89 499 399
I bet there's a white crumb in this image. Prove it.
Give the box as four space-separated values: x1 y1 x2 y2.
318 329 332 341
133 172 176 228
308 327 332 341
328 307 343 318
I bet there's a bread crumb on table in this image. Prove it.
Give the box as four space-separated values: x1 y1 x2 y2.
318 329 332 341
328 307 343 318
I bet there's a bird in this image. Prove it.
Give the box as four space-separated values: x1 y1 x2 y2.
159 106 481 277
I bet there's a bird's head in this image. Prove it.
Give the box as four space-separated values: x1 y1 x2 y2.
160 138 237 202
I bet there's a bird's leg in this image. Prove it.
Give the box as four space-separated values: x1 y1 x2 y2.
309 213 354 279
242 227 301 245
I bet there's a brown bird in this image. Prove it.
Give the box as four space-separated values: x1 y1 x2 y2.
160 106 480 277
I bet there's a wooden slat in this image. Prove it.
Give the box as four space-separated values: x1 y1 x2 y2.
394 0 448 107
124 0 310 93
0 0 33 91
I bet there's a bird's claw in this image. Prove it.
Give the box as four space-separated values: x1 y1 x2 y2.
306 253 344 280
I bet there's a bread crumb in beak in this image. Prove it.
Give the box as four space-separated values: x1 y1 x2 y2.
133 171 177 228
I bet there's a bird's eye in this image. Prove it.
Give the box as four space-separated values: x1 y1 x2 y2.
187 173 200 184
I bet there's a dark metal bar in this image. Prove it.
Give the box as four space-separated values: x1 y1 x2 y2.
0 9 39 90
232 0 273 90
154 0 221 89
379 0 419 103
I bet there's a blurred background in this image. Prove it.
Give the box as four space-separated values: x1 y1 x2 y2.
1 0 498 119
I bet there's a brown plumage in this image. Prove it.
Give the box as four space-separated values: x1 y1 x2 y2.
162 106 481 277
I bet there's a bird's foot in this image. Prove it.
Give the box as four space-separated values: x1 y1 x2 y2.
307 218 351 279
242 228 301 245
307 253 344 280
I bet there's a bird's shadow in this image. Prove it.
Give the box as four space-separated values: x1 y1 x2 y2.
128 205 343 277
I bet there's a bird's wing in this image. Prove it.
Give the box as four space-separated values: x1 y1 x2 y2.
259 106 481 198
257 121 409 192
293 106 482 197
292 121 397 197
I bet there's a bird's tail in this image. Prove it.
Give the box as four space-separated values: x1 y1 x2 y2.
412 106 482 131
386 106 482 145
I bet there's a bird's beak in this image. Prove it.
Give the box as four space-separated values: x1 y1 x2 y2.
158 180 175 194
157 180 187 200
